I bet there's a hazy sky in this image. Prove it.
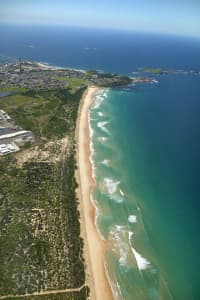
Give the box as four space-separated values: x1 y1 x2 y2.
0 0 200 38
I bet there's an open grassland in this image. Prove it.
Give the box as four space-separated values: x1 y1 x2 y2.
55 77 86 89
0 89 84 139
0 87 88 299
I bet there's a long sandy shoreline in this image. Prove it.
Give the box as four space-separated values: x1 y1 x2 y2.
76 87 114 300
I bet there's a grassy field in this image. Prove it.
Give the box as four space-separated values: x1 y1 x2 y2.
0 87 88 299
0 88 84 139
0 87 28 93
55 77 86 89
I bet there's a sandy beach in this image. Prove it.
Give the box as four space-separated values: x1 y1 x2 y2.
76 87 114 300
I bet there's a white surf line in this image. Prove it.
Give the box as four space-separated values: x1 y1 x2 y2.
104 261 124 300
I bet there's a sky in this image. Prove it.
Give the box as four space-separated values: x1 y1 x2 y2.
0 0 200 38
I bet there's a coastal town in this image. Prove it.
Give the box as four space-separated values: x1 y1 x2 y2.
0 60 156 157
0 60 155 92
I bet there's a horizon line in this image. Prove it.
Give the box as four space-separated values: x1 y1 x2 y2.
0 21 200 41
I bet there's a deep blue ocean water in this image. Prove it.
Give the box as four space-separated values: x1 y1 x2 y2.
1 24 200 73
1 24 200 300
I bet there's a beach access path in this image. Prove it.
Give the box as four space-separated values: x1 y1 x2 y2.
0 285 86 299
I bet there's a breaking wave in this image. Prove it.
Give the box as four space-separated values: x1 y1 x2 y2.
92 89 109 109
100 178 124 203
103 178 120 194
128 215 137 223
97 121 110 135
88 112 96 179
101 159 111 166
88 81 174 300
129 232 151 271
97 111 104 117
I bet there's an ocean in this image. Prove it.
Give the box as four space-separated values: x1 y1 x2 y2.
1 24 200 300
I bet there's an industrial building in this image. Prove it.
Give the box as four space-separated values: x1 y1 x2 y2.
0 142 19 155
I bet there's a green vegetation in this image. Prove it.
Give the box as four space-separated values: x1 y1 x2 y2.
56 77 86 88
0 87 88 299
66 78 86 88
0 88 84 139
85 70 99 76
6 286 90 300
143 68 168 74
0 87 28 93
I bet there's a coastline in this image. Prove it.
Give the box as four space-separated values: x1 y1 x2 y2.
37 61 86 73
76 86 114 300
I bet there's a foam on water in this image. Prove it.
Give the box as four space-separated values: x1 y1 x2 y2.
104 261 123 300
101 159 111 166
97 136 108 142
88 112 96 179
92 89 109 109
89 193 107 241
89 87 158 296
119 189 124 196
104 178 120 194
114 230 129 267
129 232 150 271
132 248 151 271
89 151 96 179
128 215 137 223
88 111 94 137
97 121 110 135
89 87 153 298
97 111 104 117
101 178 124 203
119 251 128 266
93 95 104 109
152 79 159 84
109 194 124 203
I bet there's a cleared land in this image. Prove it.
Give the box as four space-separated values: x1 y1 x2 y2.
0 87 89 299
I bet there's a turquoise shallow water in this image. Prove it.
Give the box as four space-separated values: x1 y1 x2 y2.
89 75 200 300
